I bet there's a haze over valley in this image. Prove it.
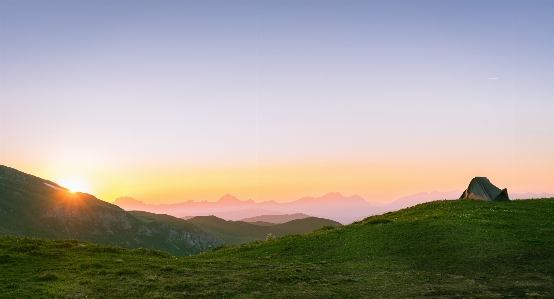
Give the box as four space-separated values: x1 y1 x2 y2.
1 0 553 297
113 191 554 224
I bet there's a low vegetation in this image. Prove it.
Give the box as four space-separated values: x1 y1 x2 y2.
181 215 342 245
0 165 225 256
1 198 554 298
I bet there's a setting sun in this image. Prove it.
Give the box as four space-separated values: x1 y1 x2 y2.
59 178 90 194
1 1 554 297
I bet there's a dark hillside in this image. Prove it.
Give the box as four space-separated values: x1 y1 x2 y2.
185 215 341 245
0 165 224 256
241 213 311 224
185 216 276 244
248 221 276 226
274 217 342 234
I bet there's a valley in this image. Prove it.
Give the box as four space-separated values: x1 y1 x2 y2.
1 198 553 298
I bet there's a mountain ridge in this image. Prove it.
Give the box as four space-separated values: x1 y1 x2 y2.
0 165 225 256
114 192 381 224
241 213 311 224
115 189 554 224
3 197 554 297
182 215 342 245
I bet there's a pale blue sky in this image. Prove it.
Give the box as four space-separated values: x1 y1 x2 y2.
1 1 553 202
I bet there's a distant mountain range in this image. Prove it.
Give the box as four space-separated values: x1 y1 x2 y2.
0 165 348 255
0 165 225 256
2 163 552 258
115 190 554 224
115 193 382 224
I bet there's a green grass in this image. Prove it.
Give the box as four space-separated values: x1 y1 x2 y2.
1 198 554 298
182 215 342 245
0 165 225 256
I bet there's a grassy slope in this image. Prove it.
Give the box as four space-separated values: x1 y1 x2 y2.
1 199 554 298
185 216 265 244
247 221 276 226
241 214 310 224
185 216 342 245
0 165 225 256
275 217 342 234
128 211 209 232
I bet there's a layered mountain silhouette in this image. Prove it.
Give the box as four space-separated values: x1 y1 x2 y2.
182 215 341 245
115 188 554 225
241 213 311 224
205 208 287 221
0 165 224 256
115 192 383 224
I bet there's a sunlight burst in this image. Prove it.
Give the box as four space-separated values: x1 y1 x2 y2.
59 178 90 194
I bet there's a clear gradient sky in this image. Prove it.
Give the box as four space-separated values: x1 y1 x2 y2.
1 1 553 204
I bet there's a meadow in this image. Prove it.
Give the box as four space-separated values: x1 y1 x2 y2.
1 198 553 298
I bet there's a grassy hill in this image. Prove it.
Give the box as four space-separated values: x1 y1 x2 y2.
241 213 311 224
184 215 342 245
1 198 553 298
247 221 276 226
0 165 225 256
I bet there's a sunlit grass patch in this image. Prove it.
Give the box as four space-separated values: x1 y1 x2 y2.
1 198 554 298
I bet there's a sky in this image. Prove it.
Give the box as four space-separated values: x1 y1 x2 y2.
1 0 553 204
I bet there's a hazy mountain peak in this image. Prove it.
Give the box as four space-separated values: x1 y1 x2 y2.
113 191 381 224
114 197 148 208
323 192 343 198
307 192 366 203
319 192 364 201
218 194 240 203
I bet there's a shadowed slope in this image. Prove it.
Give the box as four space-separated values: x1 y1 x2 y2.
241 213 311 224
185 215 341 245
0 165 225 255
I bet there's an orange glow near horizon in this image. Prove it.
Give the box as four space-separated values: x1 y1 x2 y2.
58 178 90 194
12 157 553 206
2 1 553 213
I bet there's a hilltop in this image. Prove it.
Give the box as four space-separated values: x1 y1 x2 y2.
1 198 553 298
0 165 224 256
